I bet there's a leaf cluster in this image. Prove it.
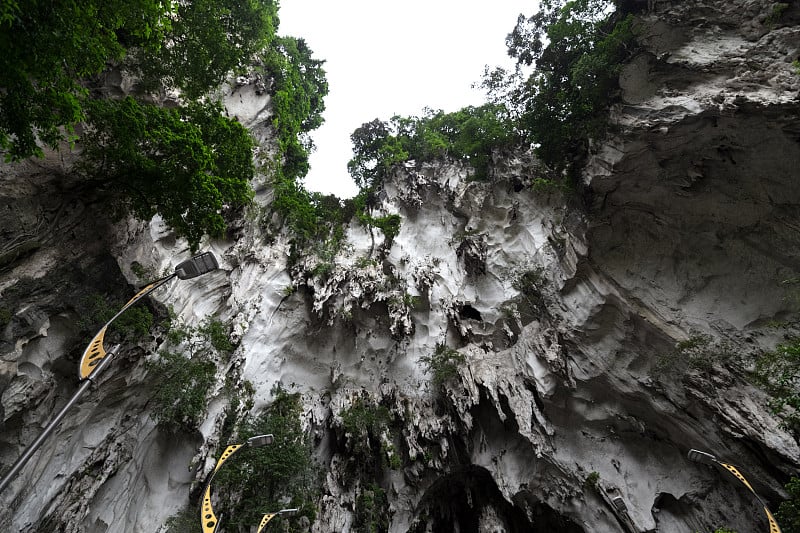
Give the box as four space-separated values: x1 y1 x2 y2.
348 104 518 191
214 385 317 532
147 318 236 432
480 0 636 179
80 97 255 250
354 483 390 533
777 476 800 533
261 36 328 180
339 398 396 484
132 0 279 99
0 0 278 161
77 292 154 343
420 343 467 386
147 349 217 433
754 338 800 435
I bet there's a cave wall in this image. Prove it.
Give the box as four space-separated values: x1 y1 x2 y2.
1 1 799 532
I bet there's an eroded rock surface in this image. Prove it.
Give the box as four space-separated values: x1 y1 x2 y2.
1 1 800 532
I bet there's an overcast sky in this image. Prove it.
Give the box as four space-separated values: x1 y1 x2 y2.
278 1 538 198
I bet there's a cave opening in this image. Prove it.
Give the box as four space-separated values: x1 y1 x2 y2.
409 465 584 533
458 304 482 321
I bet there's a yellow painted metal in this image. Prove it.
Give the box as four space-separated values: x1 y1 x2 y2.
720 462 782 533
200 484 219 533
257 513 276 533
78 280 163 379
201 444 243 533
79 326 109 379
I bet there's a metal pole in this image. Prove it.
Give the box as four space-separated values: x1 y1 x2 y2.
688 449 783 533
0 345 122 494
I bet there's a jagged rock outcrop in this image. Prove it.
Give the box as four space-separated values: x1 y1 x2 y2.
1 1 800 532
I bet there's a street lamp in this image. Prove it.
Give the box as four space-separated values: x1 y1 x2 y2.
0 252 219 494
256 508 299 532
200 434 275 533
688 449 782 533
79 252 219 379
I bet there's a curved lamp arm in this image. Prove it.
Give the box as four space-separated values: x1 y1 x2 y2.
201 434 274 533
256 508 299 533
688 449 782 533
79 252 218 379
1 253 218 495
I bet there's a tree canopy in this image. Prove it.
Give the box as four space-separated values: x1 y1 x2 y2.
0 0 278 160
0 0 333 250
479 0 635 178
348 104 518 191
81 98 255 248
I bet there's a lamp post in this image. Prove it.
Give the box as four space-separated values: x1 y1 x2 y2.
200 434 275 533
256 508 299 533
0 252 219 494
688 449 782 533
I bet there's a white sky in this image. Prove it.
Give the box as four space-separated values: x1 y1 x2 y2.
278 0 538 198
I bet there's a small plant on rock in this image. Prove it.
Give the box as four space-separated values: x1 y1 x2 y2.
147 349 216 433
420 343 466 386
754 338 800 436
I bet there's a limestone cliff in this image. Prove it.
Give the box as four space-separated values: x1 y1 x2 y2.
1 1 800 532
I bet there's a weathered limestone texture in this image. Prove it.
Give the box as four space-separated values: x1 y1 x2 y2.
1 1 799 531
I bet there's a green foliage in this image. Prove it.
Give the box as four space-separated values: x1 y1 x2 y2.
129 261 155 282
257 36 339 255
365 214 402 247
147 349 217 433
0 0 164 159
348 119 410 191
261 36 328 181
340 399 392 466
512 267 548 309
755 338 800 435
419 343 466 386
77 293 154 342
348 104 517 190
81 97 254 250
0 0 287 248
215 385 317 532
354 483 390 533
147 318 236 432
480 0 636 178
0 0 276 161
164 507 201 533
133 0 278 99
198 318 235 356
584 471 600 489
777 476 800 533
765 3 789 27
655 334 735 375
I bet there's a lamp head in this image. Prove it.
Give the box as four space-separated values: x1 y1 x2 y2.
247 434 274 448
687 449 718 465
278 508 299 517
175 252 219 280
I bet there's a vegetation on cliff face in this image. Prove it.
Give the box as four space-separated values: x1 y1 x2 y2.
0 0 277 160
343 0 636 196
1 0 330 251
214 386 317 532
481 0 636 179
80 98 255 249
147 318 236 433
348 104 518 188
755 337 800 437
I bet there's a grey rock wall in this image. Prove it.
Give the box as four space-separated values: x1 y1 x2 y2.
1 1 799 532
